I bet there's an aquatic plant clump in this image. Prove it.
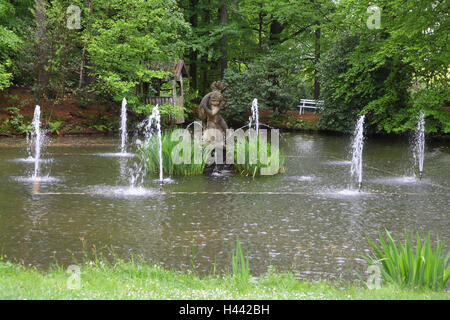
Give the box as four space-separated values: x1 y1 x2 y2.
364 230 450 291
139 131 207 176
139 130 285 177
232 134 285 177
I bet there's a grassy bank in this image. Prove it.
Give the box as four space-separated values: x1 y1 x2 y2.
0 260 448 300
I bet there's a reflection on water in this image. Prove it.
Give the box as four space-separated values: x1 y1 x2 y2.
0 134 449 282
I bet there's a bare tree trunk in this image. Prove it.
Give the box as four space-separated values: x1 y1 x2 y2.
314 22 321 100
219 0 227 79
79 1 92 89
258 8 264 50
188 0 198 90
79 47 86 89
201 3 210 95
35 0 48 97
268 19 284 111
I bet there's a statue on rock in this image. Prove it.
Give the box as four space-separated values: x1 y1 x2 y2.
198 81 228 134
198 81 230 173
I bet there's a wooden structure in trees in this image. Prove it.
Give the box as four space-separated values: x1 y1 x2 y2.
144 60 189 124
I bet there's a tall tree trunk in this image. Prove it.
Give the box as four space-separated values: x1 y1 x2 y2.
258 9 264 50
201 3 210 95
219 0 227 79
268 19 284 111
79 0 92 89
188 0 198 91
35 0 48 97
314 22 321 100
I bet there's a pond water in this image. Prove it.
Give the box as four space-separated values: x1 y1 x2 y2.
0 133 449 282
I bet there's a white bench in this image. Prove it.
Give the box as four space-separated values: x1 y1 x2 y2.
298 99 324 115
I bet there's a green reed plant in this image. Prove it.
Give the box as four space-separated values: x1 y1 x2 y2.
364 229 450 291
232 239 251 288
233 134 285 177
139 131 207 176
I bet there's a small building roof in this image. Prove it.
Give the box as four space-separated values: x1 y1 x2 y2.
149 60 189 80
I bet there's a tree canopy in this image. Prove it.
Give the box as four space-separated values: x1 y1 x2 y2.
0 0 448 135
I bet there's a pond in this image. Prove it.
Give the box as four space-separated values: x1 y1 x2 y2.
0 133 449 282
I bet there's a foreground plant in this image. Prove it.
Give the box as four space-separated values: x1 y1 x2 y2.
232 239 251 289
364 230 450 291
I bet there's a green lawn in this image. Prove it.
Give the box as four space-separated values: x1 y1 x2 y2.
0 260 448 300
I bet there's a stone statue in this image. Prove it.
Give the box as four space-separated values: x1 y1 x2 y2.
198 81 228 133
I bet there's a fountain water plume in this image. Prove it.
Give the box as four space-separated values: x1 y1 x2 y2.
31 105 43 179
120 98 128 154
413 112 425 180
249 98 259 135
138 105 163 183
350 115 365 191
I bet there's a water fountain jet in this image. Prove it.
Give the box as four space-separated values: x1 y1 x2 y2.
249 98 259 135
350 115 365 191
140 105 163 184
413 112 425 180
31 105 44 179
120 98 128 154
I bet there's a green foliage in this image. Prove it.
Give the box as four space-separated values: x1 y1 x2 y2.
86 0 190 105
2 254 448 299
233 133 285 177
232 239 251 289
139 131 206 176
0 0 27 89
48 120 63 135
85 114 117 133
318 0 450 134
411 87 450 134
3 105 32 134
133 104 185 127
364 230 450 291
0 0 447 137
43 0 85 99
318 33 413 134
317 34 363 133
223 50 310 127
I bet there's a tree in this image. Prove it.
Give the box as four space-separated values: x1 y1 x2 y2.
317 33 413 134
0 0 33 89
85 0 191 107
329 0 450 134
223 49 310 126
35 0 48 96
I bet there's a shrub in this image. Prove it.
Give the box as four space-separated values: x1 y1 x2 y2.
223 50 310 127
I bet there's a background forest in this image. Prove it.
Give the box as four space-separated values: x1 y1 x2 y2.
0 0 448 135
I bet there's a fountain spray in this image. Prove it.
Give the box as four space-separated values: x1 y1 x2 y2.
249 98 259 135
120 98 128 154
145 105 163 183
414 112 425 180
31 106 42 179
350 115 365 191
